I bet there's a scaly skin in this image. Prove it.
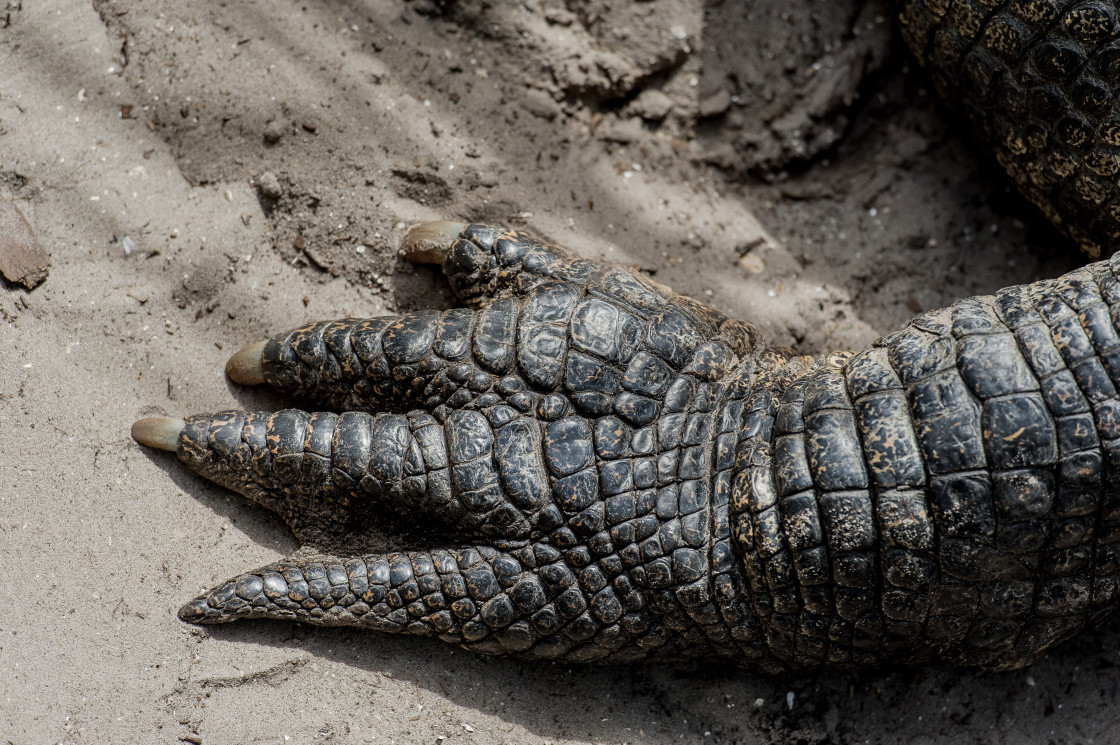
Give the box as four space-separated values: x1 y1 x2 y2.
138 223 1120 672
167 224 795 666
132 1 1120 670
893 0 1120 258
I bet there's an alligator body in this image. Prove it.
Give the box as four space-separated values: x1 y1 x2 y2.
132 0 1120 671
894 0 1120 258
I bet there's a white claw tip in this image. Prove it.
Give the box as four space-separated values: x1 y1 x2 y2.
132 417 185 452
226 340 267 385
401 220 466 264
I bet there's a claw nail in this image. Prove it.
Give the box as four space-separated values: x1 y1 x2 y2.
226 340 266 385
401 220 466 264
131 416 185 452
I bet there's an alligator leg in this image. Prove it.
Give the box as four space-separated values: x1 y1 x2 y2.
134 221 1120 671
732 261 1120 669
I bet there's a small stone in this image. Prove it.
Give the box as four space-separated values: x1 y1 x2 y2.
631 90 674 122
597 116 644 144
739 252 765 274
263 119 285 144
699 89 732 119
412 0 440 16
0 196 49 289
544 7 575 25
258 172 283 199
522 89 558 121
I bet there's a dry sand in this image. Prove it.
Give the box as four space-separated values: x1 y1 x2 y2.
2 0 1118 743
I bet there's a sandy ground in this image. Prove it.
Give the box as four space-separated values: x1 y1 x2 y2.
4 0 1120 743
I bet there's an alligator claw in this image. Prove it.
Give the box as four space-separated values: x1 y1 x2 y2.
400 220 466 265
131 417 185 453
225 340 267 386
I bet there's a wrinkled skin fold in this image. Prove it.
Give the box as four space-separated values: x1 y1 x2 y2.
136 222 1120 672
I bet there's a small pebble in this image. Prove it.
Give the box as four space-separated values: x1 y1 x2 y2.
258 172 283 199
0 195 50 289
263 119 285 144
631 90 674 122
699 89 731 119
